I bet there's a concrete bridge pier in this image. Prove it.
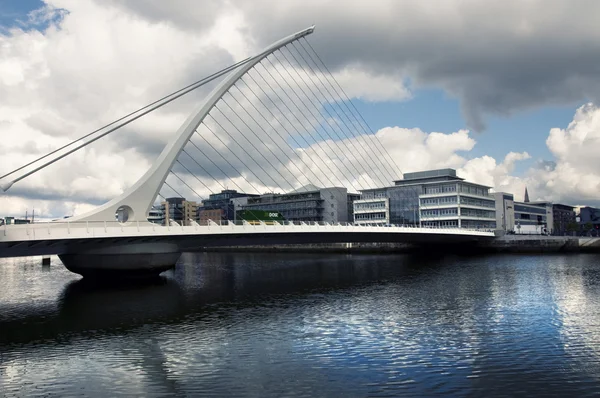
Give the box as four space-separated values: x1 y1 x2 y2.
58 242 181 279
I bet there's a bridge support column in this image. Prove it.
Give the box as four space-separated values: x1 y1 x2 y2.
58 242 181 279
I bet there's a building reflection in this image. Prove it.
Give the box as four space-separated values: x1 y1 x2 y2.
1 252 449 395
551 254 600 376
0 252 446 346
5 253 600 395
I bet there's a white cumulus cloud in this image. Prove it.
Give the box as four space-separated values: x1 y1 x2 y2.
1 0 600 220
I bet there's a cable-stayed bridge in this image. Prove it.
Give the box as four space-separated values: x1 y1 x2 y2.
0 26 494 278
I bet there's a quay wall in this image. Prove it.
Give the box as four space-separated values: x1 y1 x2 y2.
202 236 600 254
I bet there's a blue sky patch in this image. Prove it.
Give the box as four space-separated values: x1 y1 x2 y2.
353 88 578 175
0 0 66 33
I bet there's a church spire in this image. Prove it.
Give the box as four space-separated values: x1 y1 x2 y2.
524 187 530 203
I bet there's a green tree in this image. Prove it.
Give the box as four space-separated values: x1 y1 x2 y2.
566 222 579 233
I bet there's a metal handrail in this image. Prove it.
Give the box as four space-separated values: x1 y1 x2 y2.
1 219 496 239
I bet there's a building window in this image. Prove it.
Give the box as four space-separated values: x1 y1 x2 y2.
354 201 386 211
355 212 386 221
460 208 495 218
421 196 457 206
460 197 495 208
421 208 458 217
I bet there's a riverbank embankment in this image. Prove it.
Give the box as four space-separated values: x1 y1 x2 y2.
202 236 600 254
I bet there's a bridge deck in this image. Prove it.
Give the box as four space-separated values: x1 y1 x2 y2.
0 221 494 258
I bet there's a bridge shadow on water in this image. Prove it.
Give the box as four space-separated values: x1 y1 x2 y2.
4 252 600 396
0 251 463 346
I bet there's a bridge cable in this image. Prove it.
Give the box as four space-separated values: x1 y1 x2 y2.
169 169 206 202
162 180 184 202
300 38 417 226
232 82 335 190
177 145 276 222
292 40 402 183
174 158 214 197
179 147 234 193
217 91 336 218
221 93 317 193
175 157 270 222
182 57 362 220
301 38 404 179
211 105 291 193
300 38 404 179
277 47 394 188
274 47 385 188
191 127 265 195
300 39 414 224
281 45 395 188
203 119 280 193
287 43 400 186
259 59 365 193
161 180 189 224
184 127 286 222
0 56 255 187
154 192 187 225
184 135 261 195
197 121 312 221
242 71 350 190
159 172 203 210
173 94 309 221
160 39 404 223
180 148 226 190
265 55 369 192
251 63 357 191
218 97 306 193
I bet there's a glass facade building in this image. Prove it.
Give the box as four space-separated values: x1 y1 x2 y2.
197 190 258 225
242 186 354 223
161 197 198 226
354 169 496 229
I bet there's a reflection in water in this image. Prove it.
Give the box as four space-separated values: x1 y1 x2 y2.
59 277 185 329
2 252 600 396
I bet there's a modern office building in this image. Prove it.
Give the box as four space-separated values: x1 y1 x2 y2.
347 193 361 224
579 206 600 231
241 185 352 223
354 184 421 226
354 169 496 229
513 201 553 234
353 197 390 224
196 189 258 225
161 197 198 226
496 194 571 235
552 203 576 235
494 192 515 232
2 217 30 225
147 206 164 225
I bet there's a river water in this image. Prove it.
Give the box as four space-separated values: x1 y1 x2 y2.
2 252 600 397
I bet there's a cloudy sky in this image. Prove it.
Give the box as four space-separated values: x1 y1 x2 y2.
1 0 600 219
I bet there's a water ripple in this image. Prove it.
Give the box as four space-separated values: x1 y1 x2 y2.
2 253 600 396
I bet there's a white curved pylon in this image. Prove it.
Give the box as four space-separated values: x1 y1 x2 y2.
68 26 315 223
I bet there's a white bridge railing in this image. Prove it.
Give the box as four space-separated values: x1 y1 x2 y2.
1 219 495 241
